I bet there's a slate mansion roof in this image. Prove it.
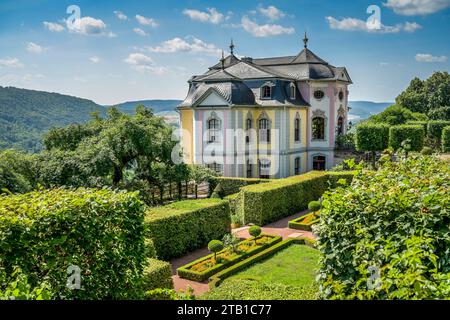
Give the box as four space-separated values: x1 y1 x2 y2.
179 35 352 109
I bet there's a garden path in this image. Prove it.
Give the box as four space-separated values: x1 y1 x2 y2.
170 209 315 296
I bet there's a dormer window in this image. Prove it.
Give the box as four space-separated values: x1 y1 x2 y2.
290 83 296 99
261 85 272 99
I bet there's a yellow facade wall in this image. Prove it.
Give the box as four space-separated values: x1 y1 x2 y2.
180 109 194 164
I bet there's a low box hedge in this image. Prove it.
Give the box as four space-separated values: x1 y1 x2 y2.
233 171 355 225
208 238 308 289
141 258 173 291
145 199 231 260
177 234 282 282
288 211 320 231
0 188 146 300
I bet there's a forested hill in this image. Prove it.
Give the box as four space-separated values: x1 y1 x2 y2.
0 86 107 152
113 99 182 114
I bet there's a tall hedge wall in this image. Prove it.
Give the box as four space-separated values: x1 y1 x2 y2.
389 125 424 151
141 258 173 291
442 126 450 152
145 199 230 260
0 188 146 299
234 171 355 225
428 121 450 142
210 177 270 197
355 124 389 152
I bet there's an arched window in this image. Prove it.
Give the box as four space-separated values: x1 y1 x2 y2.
245 118 252 143
294 157 301 175
312 117 325 140
261 85 272 99
259 118 270 143
207 117 220 143
313 156 326 171
337 116 344 136
294 116 300 142
259 159 271 179
290 83 296 99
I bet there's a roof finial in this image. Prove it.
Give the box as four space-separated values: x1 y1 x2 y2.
220 50 225 69
303 31 309 49
229 38 235 55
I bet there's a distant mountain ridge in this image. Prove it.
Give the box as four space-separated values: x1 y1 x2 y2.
0 85 392 152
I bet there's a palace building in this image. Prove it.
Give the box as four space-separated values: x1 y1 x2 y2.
177 34 352 178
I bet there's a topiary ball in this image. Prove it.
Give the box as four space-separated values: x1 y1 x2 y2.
308 200 321 211
249 225 262 238
208 240 224 253
421 147 433 155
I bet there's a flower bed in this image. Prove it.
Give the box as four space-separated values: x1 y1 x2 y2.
288 211 320 231
177 234 282 282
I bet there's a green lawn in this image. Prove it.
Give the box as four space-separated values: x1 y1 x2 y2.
228 244 319 287
201 244 320 300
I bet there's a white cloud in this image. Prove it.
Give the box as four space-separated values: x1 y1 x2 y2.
124 53 167 75
133 28 148 36
383 0 450 16
415 53 448 62
0 58 24 68
325 16 422 33
26 42 46 54
66 16 112 36
135 15 158 27
241 16 294 37
258 5 286 21
43 21 65 32
114 10 128 20
183 8 226 24
89 56 100 63
148 37 222 56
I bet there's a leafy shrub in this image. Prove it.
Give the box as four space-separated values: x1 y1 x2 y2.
145 199 230 260
421 146 433 155
429 106 450 121
316 156 450 299
388 125 424 151
208 240 224 260
308 200 321 211
406 120 428 136
249 226 261 239
201 279 318 300
442 126 450 152
428 120 450 142
141 258 173 291
355 124 389 152
145 288 178 300
0 267 52 300
234 171 354 225
0 188 146 299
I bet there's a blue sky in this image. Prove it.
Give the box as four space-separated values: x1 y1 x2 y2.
0 0 449 105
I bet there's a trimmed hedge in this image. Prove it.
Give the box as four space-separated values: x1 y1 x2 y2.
211 177 270 197
406 120 428 136
177 234 282 282
428 120 450 142
355 123 389 152
233 171 355 225
443 126 450 152
141 258 173 291
388 125 424 151
145 199 231 260
288 211 320 231
0 188 146 299
208 238 308 289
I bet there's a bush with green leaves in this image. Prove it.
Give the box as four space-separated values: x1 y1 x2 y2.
388 125 424 152
249 226 262 239
442 126 450 153
0 188 146 299
0 267 52 300
145 199 230 260
308 201 321 211
421 146 433 155
208 240 224 260
355 124 389 168
428 120 450 143
316 155 450 299
233 171 354 225
141 258 173 291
